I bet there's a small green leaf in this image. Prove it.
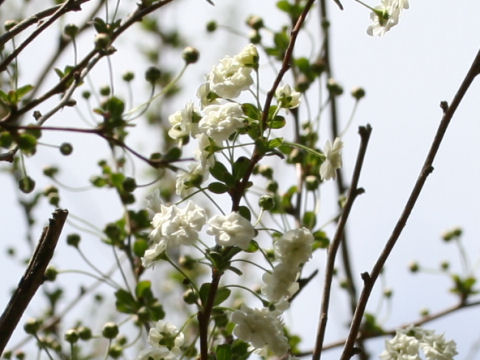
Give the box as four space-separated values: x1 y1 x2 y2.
216 344 232 360
302 211 316 229
15 84 34 101
115 289 138 314
232 157 250 181
199 283 211 305
210 161 234 184
237 206 251 221
135 281 152 299
214 287 231 306
241 103 261 120
208 182 229 194
164 147 182 162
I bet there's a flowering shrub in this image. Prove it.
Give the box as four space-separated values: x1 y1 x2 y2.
0 1 478 360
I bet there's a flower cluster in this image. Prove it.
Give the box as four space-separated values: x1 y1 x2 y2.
380 326 457 360
262 227 314 303
367 0 409 36
137 320 184 360
167 44 260 196
143 200 256 267
231 306 289 356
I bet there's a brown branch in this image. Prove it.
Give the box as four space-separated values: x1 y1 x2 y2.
339 49 480 360
0 0 85 72
312 125 371 360
0 209 68 356
0 0 91 47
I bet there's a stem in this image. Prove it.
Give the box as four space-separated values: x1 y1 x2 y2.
312 125 371 360
339 48 480 360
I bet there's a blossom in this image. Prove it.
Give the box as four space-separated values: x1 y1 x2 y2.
367 0 409 36
380 327 457 360
207 212 255 249
149 201 207 248
231 306 289 355
197 82 219 109
274 227 314 267
194 133 215 168
380 333 421 360
320 137 343 180
167 102 198 140
141 242 167 268
148 320 184 352
275 84 301 109
208 52 253 99
198 103 245 143
234 44 259 68
175 163 206 196
135 321 184 360
261 263 299 302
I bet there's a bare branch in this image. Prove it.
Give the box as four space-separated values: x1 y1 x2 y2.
0 209 69 356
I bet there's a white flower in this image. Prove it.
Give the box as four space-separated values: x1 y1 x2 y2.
380 333 421 360
320 137 343 180
234 44 259 68
149 201 207 247
261 263 299 302
275 84 301 109
148 320 184 351
274 227 314 267
380 327 458 360
207 212 255 249
198 103 245 143
167 102 198 140
136 347 174 360
208 55 253 99
197 82 219 109
420 332 457 360
367 0 409 36
175 163 206 196
194 133 215 169
141 242 167 268
231 306 289 356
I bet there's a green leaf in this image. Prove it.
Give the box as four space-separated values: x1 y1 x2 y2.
241 103 261 120
210 161 234 184
214 287 231 306
268 137 284 149
302 211 316 229
216 344 232 360
208 182 229 194
268 115 286 129
232 156 250 181
313 230 330 249
237 206 251 221
133 237 148 257
294 57 310 74
115 289 138 314
164 147 182 162
135 281 152 299
199 283 211 305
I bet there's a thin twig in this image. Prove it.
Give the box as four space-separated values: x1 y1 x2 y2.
312 125 371 360
0 209 69 355
339 48 480 360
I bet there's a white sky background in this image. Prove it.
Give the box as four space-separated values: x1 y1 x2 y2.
1 0 480 358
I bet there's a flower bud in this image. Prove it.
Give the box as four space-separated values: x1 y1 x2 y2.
122 72 134 82
102 322 119 339
206 20 217 32
351 87 366 100
59 142 73 155
145 66 162 83
24 318 42 335
327 78 343 96
67 233 81 247
4 20 18 31
259 194 275 210
249 30 261 44
65 329 79 343
246 15 264 30
78 326 92 340
44 266 58 282
94 33 111 50
64 24 78 38
182 46 199 64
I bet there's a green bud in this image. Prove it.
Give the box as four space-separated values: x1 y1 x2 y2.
24 318 42 335
64 329 79 343
66 233 81 247
78 326 92 340
409 261 419 273
94 33 111 50
44 266 58 282
311 57 326 75
59 142 73 155
122 72 134 82
15 351 25 360
183 289 197 304
266 180 278 193
351 87 366 100
122 177 137 192
102 322 119 339
108 344 123 358
420 308 430 317
246 15 264 30
440 260 450 271
0 131 12 148
64 24 78 38
145 66 162 83
19 176 35 193
258 195 274 210
82 90 91 100
206 20 217 32
442 227 462 242
182 46 199 64
305 175 319 191
383 288 393 298
248 30 261 44
327 78 343 96
43 166 59 178
99 86 110 96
